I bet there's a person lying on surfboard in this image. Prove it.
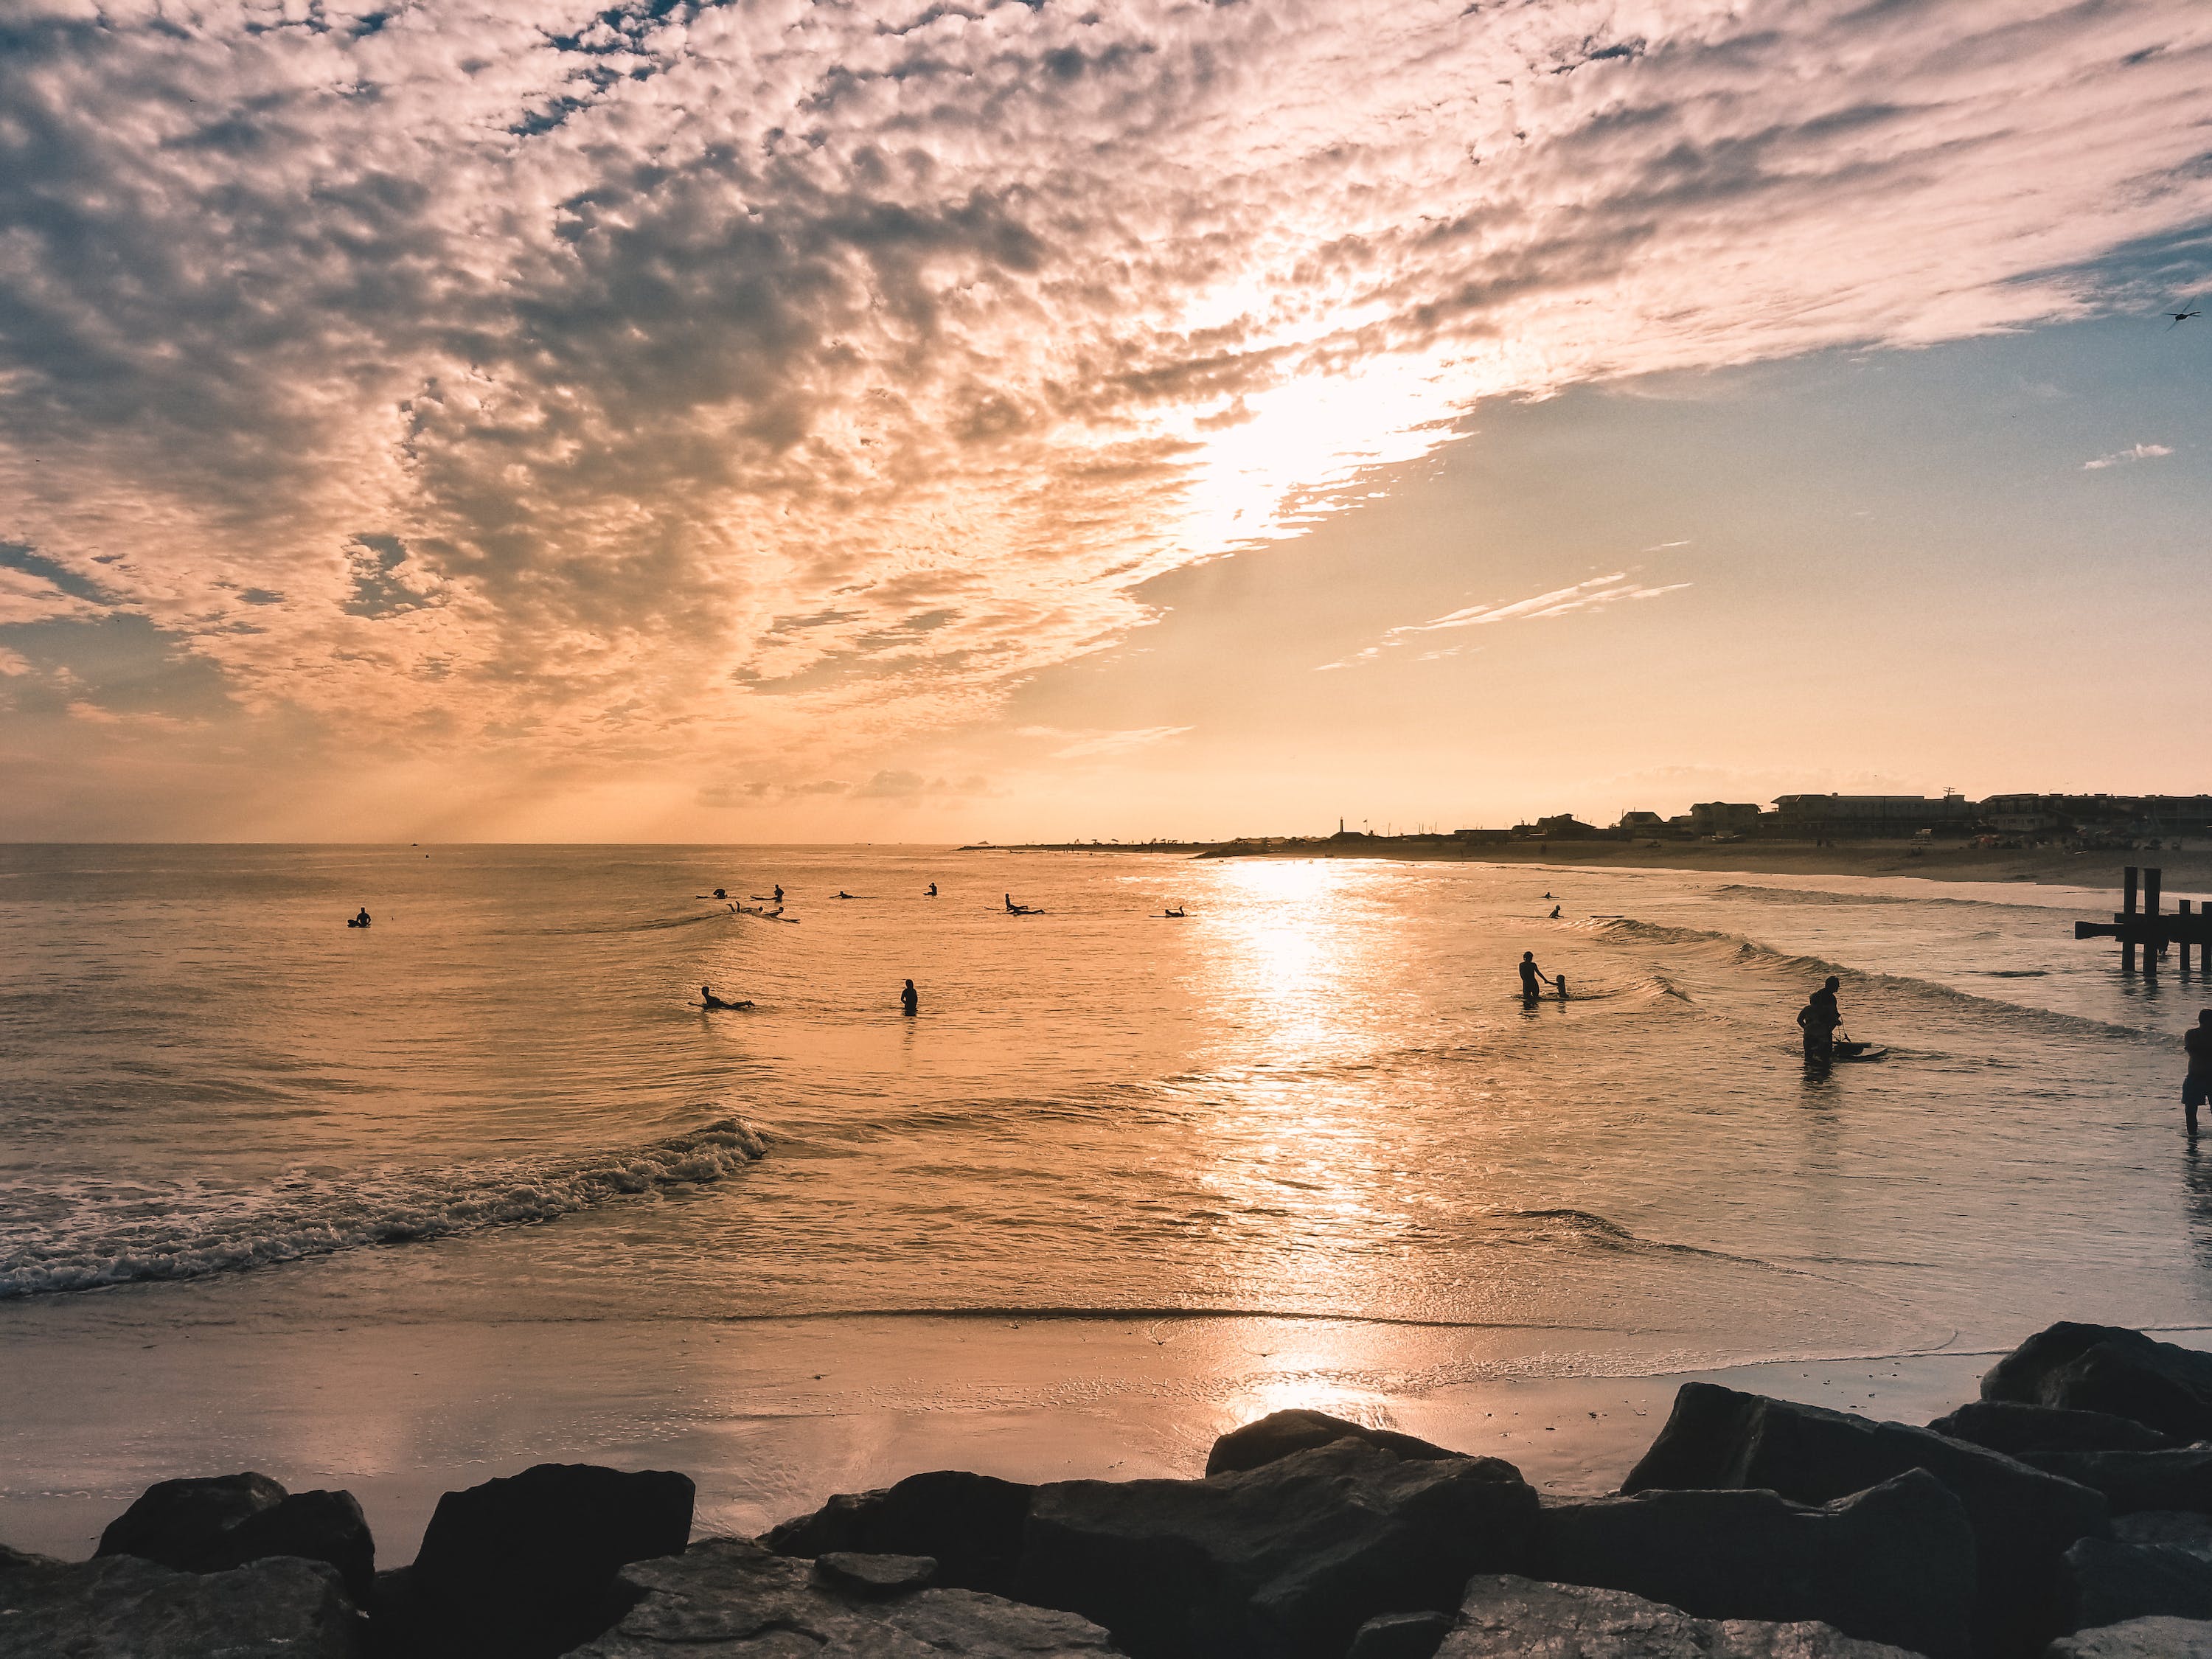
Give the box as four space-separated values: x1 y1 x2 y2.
700 985 754 1010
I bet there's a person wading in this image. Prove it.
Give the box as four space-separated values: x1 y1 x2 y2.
1798 975 1843 1063
2186 1009 2212 1135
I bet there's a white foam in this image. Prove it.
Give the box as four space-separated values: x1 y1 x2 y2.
0 1116 766 1299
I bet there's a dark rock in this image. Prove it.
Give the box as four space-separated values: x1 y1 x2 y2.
2047 1615 2212 1658
1347 1610 1454 1659
1439 1574 1921 1659
2114 1512 2212 1558
2062 1537 2212 1631
1930 1401 2176 1456
812 1548 936 1596
0 1545 364 1658
1206 1411 1461 1477
1984 1324 2212 1442
563 1535 1123 1656
1623 1380 2108 1658
2023 1449 2212 1516
1536 1469 1975 1659
94 1472 376 1605
1016 1438 1538 1659
393 1462 694 1659
762 1469 1034 1593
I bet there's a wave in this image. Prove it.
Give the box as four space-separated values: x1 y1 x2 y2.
0 1116 767 1301
1585 917 2163 1043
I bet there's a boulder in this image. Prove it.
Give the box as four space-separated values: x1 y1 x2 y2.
0 1544 364 1658
561 1536 1123 1656
1206 1411 1461 1477
94 1472 376 1603
1929 1402 2175 1457
1623 1381 2108 1658
1535 1469 1975 1659
1015 1438 1539 1659
1984 1325 2212 1442
390 1462 694 1659
2047 1615 2212 1658
1346 1610 1453 1659
812 1549 936 1597
1439 1574 1922 1659
762 1470 1034 1593
2113 1512 2212 1558
2062 1536 2212 1630
2022 1449 2212 1515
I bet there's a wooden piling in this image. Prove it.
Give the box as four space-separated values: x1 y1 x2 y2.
2124 866 2139 971
2184 900 2197 973
2147 867 2164 975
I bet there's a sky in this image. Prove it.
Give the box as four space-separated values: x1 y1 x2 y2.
1 0 2208 841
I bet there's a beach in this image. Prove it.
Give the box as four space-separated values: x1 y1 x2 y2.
5 844 2209 1565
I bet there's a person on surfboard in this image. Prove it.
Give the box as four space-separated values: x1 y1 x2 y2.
350 907 371 928
926 883 938 897
700 985 753 1010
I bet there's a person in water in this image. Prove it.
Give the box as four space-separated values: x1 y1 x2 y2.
352 907 371 926
773 884 784 902
1798 975 1843 1062
2185 1008 2212 1135
926 883 938 897
1553 972 1569 1000
1518 951 1548 999
1548 904 1562 919
712 888 726 900
700 985 753 1010
902 978 919 1016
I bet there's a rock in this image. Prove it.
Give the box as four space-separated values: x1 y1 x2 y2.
563 1536 1123 1656
0 1545 364 1658
1930 1402 2176 1456
392 1462 695 1659
1623 1380 2108 1658
2114 1512 2212 1558
1984 1324 2212 1442
2062 1537 2212 1630
1439 1574 1922 1659
2022 1449 2212 1515
813 1549 936 1597
93 1472 377 1603
1346 1610 1454 1659
1205 1411 1461 1478
762 1470 1034 1593
2047 1615 2212 1658
1015 1438 1538 1659
1536 1469 1975 1659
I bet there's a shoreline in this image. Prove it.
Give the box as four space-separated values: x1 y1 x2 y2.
11 1305 2187 1564
972 838 2212 894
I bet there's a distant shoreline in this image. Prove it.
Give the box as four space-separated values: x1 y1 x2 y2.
962 837 2212 894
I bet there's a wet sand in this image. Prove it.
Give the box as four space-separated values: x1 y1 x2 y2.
10 1306 2172 1565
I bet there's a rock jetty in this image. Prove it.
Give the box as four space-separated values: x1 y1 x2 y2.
11 1321 2212 1658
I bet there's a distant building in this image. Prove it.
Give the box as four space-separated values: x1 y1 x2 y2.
1453 828 1511 844
1533 813 1603 840
1616 810 1667 834
1771 793 1975 837
1689 801 1763 835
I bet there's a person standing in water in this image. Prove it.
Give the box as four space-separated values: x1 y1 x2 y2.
2185 1009 2212 1135
901 979 919 1016
1517 951 1548 1000
1798 975 1843 1062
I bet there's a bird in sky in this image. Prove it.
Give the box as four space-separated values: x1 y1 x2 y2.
2166 304 2202 330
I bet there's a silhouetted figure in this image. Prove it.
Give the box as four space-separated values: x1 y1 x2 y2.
348 908 371 928
1549 905 1562 919
1798 975 1843 1063
926 883 938 897
1518 951 1547 1000
712 888 726 899
2168 306 2202 330
901 978 919 1016
700 985 753 1010
2186 1009 2212 1135
1554 973 1569 1000
838 891 855 900
773 884 784 903
1164 906 1186 917
1004 892 1041 914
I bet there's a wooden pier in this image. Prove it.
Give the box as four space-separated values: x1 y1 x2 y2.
2074 866 2212 974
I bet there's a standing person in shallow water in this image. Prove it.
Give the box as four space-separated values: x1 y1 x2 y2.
2186 1009 2212 1135
1798 975 1843 1063
1517 951 1547 1000
901 978 919 1016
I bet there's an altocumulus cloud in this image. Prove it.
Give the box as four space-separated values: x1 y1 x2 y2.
4 0 2212 786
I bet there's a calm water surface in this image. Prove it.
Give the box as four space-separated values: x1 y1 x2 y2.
3 845 2208 1373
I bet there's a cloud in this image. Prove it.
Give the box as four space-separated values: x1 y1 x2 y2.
1318 571 1689 667
1024 725 1194 759
3 0 2211 797
2082 442 2175 469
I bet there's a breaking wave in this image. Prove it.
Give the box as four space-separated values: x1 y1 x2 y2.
0 1116 766 1300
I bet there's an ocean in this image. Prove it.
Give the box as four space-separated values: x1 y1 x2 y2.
1 844 2207 1550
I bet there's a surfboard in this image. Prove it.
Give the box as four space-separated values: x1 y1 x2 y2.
1831 1042 1888 1062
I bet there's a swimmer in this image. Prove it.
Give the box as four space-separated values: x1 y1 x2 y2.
699 984 754 1010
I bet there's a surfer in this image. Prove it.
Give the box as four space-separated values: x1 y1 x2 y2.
838 891 855 900
1164 905 1186 917
712 888 727 900
926 883 938 897
349 907 371 928
1005 893 1040 914
1798 975 1842 1063
1517 951 1547 1000
1549 905 1561 919
700 985 754 1010
2185 1008 2212 1135
901 978 919 1016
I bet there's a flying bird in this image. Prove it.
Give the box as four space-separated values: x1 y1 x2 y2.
2166 305 2202 330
